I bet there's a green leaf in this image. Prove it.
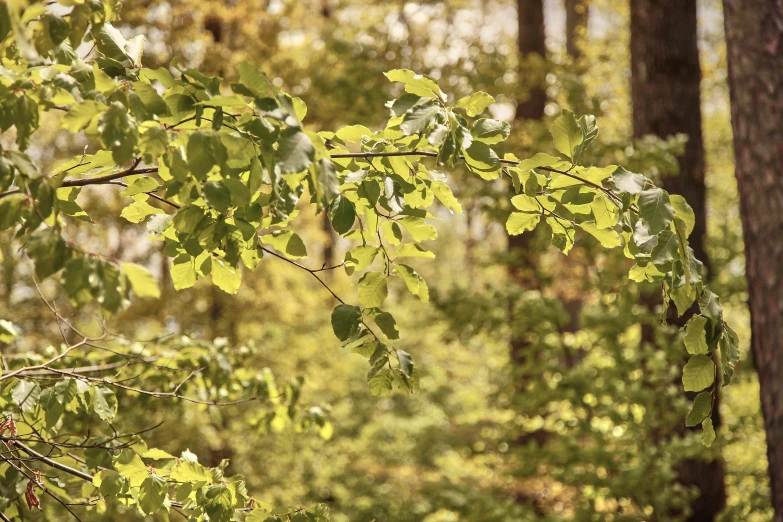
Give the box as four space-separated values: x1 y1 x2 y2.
328 195 356 235
26 229 71 279
397 243 435 259
384 69 445 100
134 82 169 115
374 311 399 340
701 418 716 447
123 263 160 299
463 141 500 179
173 205 205 234
98 102 139 164
0 194 26 230
670 194 695 237
550 110 582 161
292 97 307 121
517 152 562 171
506 212 540 235
211 259 241 294
471 118 510 144
142 448 176 460
400 103 444 135
396 350 414 377
431 182 462 214
202 181 232 213
62 100 106 132
94 470 125 497
650 230 679 265
8 151 39 179
638 187 675 235
200 94 247 108
331 304 362 342
381 221 403 245
139 126 169 163
40 386 64 427
12 380 41 412
236 60 275 99
684 315 709 355
170 460 211 483
92 385 118 422
13 95 40 150
368 368 394 397
121 176 159 197
395 265 429 302
720 324 741 370
699 288 723 321
335 125 372 142
260 231 307 259
358 272 388 308
682 354 715 392
344 245 378 275
188 131 227 180
610 167 646 195
276 128 314 174
97 23 140 63
573 114 598 164
139 474 167 515
171 255 197 290
204 483 235 520
0 320 19 343
115 450 149 488
671 282 697 317
580 221 620 248
121 199 164 223
686 391 713 427
398 216 437 242
456 91 494 116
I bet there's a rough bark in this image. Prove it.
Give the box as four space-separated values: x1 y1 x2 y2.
722 1 783 519
630 0 726 519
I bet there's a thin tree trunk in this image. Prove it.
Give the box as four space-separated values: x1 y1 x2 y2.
508 0 549 466
515 0 547 121
722 1 783 519
510 0 547 361
630 1 726 520
565 0 589 60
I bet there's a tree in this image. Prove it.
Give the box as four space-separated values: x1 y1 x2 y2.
722 0 783 519
630 0 726 519
565 0 589 61
0 0 739 519
516 0 547 121
509 0 547 361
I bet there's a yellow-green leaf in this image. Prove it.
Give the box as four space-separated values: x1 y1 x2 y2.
122 263 161 299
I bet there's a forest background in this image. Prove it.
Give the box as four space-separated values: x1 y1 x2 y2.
0 0 771 521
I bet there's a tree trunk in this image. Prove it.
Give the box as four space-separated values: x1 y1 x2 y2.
723 1 783 519
630 0 726 519
515 0 547 121
565 0 589 60
508 0 552 470
510 0 547 360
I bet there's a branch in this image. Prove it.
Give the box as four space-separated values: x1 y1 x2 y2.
0 157 159 200
329 150 629 210
10 357 161 377
41 367 272 406
259 246 345 304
